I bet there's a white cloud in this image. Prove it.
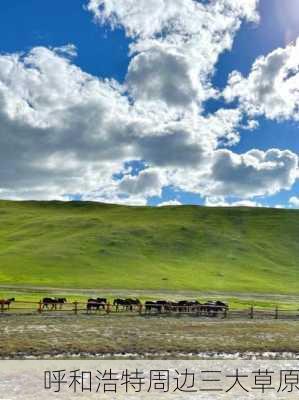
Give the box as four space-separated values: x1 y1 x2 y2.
164 148 298 200
87 0 259 40
127 46 198 107
89 0 259 110
205 196 262 207
0 46 135 198
0 45 204 202
274 204 285 209
118 169 164 197
0 1 298 206
158 200 182 207
289 196 299 208
206 149 298 197
224 38 299 120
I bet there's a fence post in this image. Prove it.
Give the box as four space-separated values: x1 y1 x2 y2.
275 306 279 320
38 300 42 314
250 306 254 319
74 301 78 315
138 303 143 315
106 302 111 314
223 307 228 318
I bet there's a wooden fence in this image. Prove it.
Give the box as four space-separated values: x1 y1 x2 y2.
1 301 299 320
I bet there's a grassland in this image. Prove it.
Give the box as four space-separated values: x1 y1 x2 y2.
0 200 298 295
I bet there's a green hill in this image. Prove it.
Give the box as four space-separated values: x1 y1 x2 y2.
0 200 298 294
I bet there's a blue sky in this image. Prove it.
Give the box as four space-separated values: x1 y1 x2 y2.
0 0 130 80
0 0 298 207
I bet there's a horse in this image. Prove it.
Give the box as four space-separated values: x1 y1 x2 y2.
145 300 170 313
113 298 141 311
157 300 177 312
42 297 67 310
128 298 141 310
214 301 229 316
200 301 228 317
0 298 15 310
86 298 107 312
144 301 156 313
175 300 200 312
113 298 124 311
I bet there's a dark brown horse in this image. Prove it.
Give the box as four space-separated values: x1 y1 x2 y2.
145 300 170 313
86 298 107 312
113 298 141 311
0 298 15 310
200 301 228 317
42 297 67 310
176 300 200 312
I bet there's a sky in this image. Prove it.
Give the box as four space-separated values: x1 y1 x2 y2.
0 0 298 208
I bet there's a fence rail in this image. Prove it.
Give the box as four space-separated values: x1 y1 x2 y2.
1 301 299 320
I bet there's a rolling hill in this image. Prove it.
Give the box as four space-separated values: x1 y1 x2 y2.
0 200 298 294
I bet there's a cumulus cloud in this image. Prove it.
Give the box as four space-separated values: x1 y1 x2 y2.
88 0 259 109
118 169 164 197
289 196 299 208
87 0 259 39
0 0 298 206
0 44 248 201
0 46 208 201
127 47 198 107
162 147 298 200
0 46 134 198
206 149 298 197
205 196 262 207
158 200 182 206
224 38 299 120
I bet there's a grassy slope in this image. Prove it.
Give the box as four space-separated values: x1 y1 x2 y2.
0 200 298 294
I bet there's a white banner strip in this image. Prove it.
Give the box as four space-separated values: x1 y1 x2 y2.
2 360 299 399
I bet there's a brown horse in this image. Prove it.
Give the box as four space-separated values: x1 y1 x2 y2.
0 298 15 310
200 301 228 317
42 297 67 310
113 298 141 312
86 298 107 312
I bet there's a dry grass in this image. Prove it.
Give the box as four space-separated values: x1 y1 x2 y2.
1 314 299 359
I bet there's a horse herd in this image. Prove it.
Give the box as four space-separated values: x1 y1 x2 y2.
0 297 229 317
42 297 142 312
43 297 229 316
144 300 228 316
